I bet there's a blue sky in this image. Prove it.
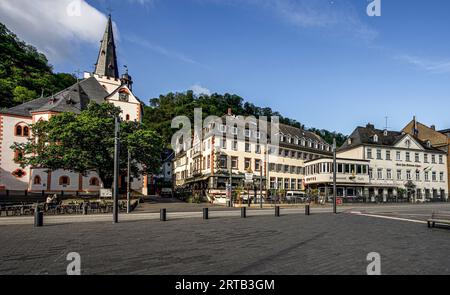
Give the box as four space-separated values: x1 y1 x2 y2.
1 0 450 134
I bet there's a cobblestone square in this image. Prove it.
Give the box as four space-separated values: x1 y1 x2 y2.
1 210 449 275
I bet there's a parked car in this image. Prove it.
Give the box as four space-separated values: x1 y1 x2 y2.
160 188 173 198
286 191 307 202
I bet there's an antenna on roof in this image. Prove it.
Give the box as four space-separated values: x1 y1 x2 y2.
384 116 391 130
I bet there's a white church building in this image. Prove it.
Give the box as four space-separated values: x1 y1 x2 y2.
0 15 148 194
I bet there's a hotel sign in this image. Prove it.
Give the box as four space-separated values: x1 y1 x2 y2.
100 189 113 198
396 163 421 168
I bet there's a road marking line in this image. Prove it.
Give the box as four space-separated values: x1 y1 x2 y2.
352 212 427 224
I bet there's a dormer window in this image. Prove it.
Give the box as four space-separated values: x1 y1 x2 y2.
373 135 378 143
426 140 432 148
348 138 352 145
383 130 388 136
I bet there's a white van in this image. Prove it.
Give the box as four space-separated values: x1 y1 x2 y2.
286 191 306 202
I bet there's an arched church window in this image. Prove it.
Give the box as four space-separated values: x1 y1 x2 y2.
15 125 22 136
14 149 23 163
59 176 70 186
15 123 30 137
89 177 100 186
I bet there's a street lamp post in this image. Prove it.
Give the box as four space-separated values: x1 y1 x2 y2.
333 138 337 214
259 163 263 209
127 149 131 214
229 156 233 207
113 116 120 223
261 143 268 209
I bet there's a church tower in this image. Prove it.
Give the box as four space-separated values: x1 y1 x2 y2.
94 14 119 79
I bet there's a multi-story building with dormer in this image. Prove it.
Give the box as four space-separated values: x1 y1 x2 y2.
173 109 332 203
304 123 448 202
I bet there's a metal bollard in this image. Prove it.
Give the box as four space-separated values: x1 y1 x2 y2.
305 204 310 216
203 208 209 220
241 207 247 218
275 206 280 217
34 206 43 227
160 208 167 221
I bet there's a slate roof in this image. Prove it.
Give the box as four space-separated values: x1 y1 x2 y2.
278 123 326 144
1 77 109 117
339 123 444 153
214 115 326 144
206 115 331 155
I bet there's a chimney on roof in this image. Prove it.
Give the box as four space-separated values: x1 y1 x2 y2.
413 115 419 136
227 108 232 116
431 125 436 131
366 123 375 130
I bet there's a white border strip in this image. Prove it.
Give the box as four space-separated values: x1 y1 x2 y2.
352 212 427 224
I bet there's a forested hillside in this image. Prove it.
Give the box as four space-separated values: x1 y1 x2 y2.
0 23 76 108
143 91 347 147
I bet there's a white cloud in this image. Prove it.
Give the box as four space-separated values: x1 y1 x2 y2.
0 0 110 63
190 84 212 96
397 55 450 74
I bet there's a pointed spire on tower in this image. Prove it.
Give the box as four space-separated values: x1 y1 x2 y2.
94 14 119 79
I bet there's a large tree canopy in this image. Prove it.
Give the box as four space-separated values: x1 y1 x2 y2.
143 91 347 147
13 103 164 189
0 22 76 108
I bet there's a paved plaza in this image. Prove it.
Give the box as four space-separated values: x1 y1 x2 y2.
1 203 450 275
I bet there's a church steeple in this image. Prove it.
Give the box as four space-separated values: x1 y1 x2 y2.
94 14 119 79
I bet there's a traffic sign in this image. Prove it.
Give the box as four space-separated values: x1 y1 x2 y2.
245 173 253 184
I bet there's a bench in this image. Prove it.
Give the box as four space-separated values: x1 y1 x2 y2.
427 212 450 228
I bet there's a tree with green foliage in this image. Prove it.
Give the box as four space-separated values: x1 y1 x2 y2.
308 128 347 147
143 91 347 147
0 22 76 108
12 103 164 189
